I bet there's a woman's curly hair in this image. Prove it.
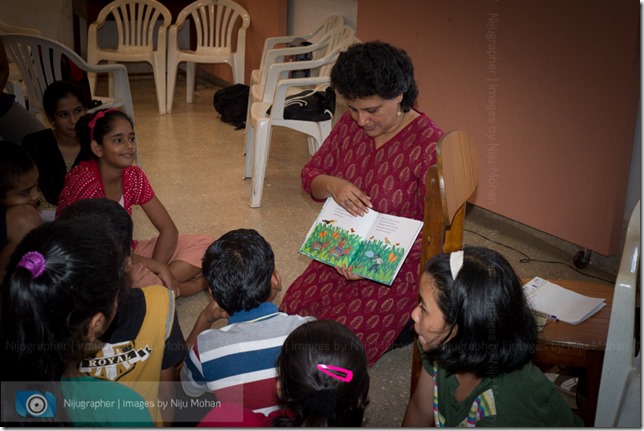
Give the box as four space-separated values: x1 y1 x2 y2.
330 40 418 111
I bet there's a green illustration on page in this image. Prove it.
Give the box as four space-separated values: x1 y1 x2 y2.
299 198 423 286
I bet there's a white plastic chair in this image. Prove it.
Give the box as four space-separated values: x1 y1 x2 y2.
87 0 171 114
0 20 41 109
249 15 344 87
3 34 139 164
249 25 354 108
245 35 360 208
595 200 641 427
166 0 250 113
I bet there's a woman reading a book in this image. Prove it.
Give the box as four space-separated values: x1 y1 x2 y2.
280 41 444 365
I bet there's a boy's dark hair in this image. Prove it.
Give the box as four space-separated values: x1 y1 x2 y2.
273 320 370 427
330 40 418 112
423 246 537 377
0 140 36 199
43 80 89 119
202 228 274 314
56 198 133 258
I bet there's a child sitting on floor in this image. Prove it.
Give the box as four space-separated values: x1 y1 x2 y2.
57 198 187 426
181 228 314 416
1 220 153 426
403 246 583 427
197 319 371 427
56 108 213 296
0 141 42 279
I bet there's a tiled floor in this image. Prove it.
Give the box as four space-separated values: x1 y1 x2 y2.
125 75 617 427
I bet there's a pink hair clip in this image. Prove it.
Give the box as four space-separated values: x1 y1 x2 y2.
316 364 353 383
89 109 119 142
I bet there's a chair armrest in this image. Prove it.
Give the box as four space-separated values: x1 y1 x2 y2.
261 49 339 102
269 76 331 121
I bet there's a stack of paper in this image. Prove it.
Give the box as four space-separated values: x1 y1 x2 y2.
522 277 606 325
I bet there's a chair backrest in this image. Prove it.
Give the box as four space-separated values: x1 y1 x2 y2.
300 15 345 45
175 0 250 54
594 200 641 427
0 19 41 36
409 130 479 395
93 0 171 51
3 34 134 122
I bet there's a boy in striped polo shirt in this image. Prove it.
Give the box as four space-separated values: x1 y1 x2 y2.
181 229 314 416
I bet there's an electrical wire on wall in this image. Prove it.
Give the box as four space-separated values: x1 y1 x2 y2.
464 228 616 284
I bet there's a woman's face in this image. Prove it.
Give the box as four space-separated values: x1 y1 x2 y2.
411 273 454 351
345 95 403 138
92 117 137 169
0 167 40 209
49 94 86 140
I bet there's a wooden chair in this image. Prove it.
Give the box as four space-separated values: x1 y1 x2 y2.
409 130 479 395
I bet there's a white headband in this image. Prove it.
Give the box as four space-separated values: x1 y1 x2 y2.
450 250 464 279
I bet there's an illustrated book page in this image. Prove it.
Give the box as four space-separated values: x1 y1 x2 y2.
299 198 423 286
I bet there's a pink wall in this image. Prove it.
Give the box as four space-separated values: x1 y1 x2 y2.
357 0 639 255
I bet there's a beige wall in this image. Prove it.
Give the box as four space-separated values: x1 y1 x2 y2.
357 0 639 256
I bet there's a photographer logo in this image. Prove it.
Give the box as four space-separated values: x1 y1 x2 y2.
15 390 56 418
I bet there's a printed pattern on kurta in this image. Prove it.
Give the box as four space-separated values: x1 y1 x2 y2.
432 361 497 427
280 111 443 365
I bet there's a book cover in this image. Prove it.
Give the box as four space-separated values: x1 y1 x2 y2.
299 198 423 286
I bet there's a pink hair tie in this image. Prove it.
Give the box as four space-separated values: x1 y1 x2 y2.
88 109 119 142
17 251 47 279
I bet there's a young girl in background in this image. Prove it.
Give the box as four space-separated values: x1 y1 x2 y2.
198 319 370 427
56 108 213 296
22 80 89 220
0 141 41 279
403 246 583 427
1 220 153 426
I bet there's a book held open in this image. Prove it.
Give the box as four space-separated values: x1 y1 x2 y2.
299 198 423 286
523 277 606 325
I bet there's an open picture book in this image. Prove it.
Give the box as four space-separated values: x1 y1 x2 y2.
299 198 423 286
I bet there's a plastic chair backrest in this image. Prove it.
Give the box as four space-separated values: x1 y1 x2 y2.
174 0 250 54
0 19 41 36
595 200 641 427
93 0 171 51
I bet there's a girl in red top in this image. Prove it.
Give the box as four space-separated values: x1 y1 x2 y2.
57 109 213 297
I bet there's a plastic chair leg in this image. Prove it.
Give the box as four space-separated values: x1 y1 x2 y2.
244 120 255 179
166 62 178 113
186 62 196 104
249 118 271 208
152 58 166 115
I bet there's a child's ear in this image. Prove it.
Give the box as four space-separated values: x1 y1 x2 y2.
271 269 282 292
124 256 133 274
86 312 108 342
90 140 102 157
275 379 282 399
